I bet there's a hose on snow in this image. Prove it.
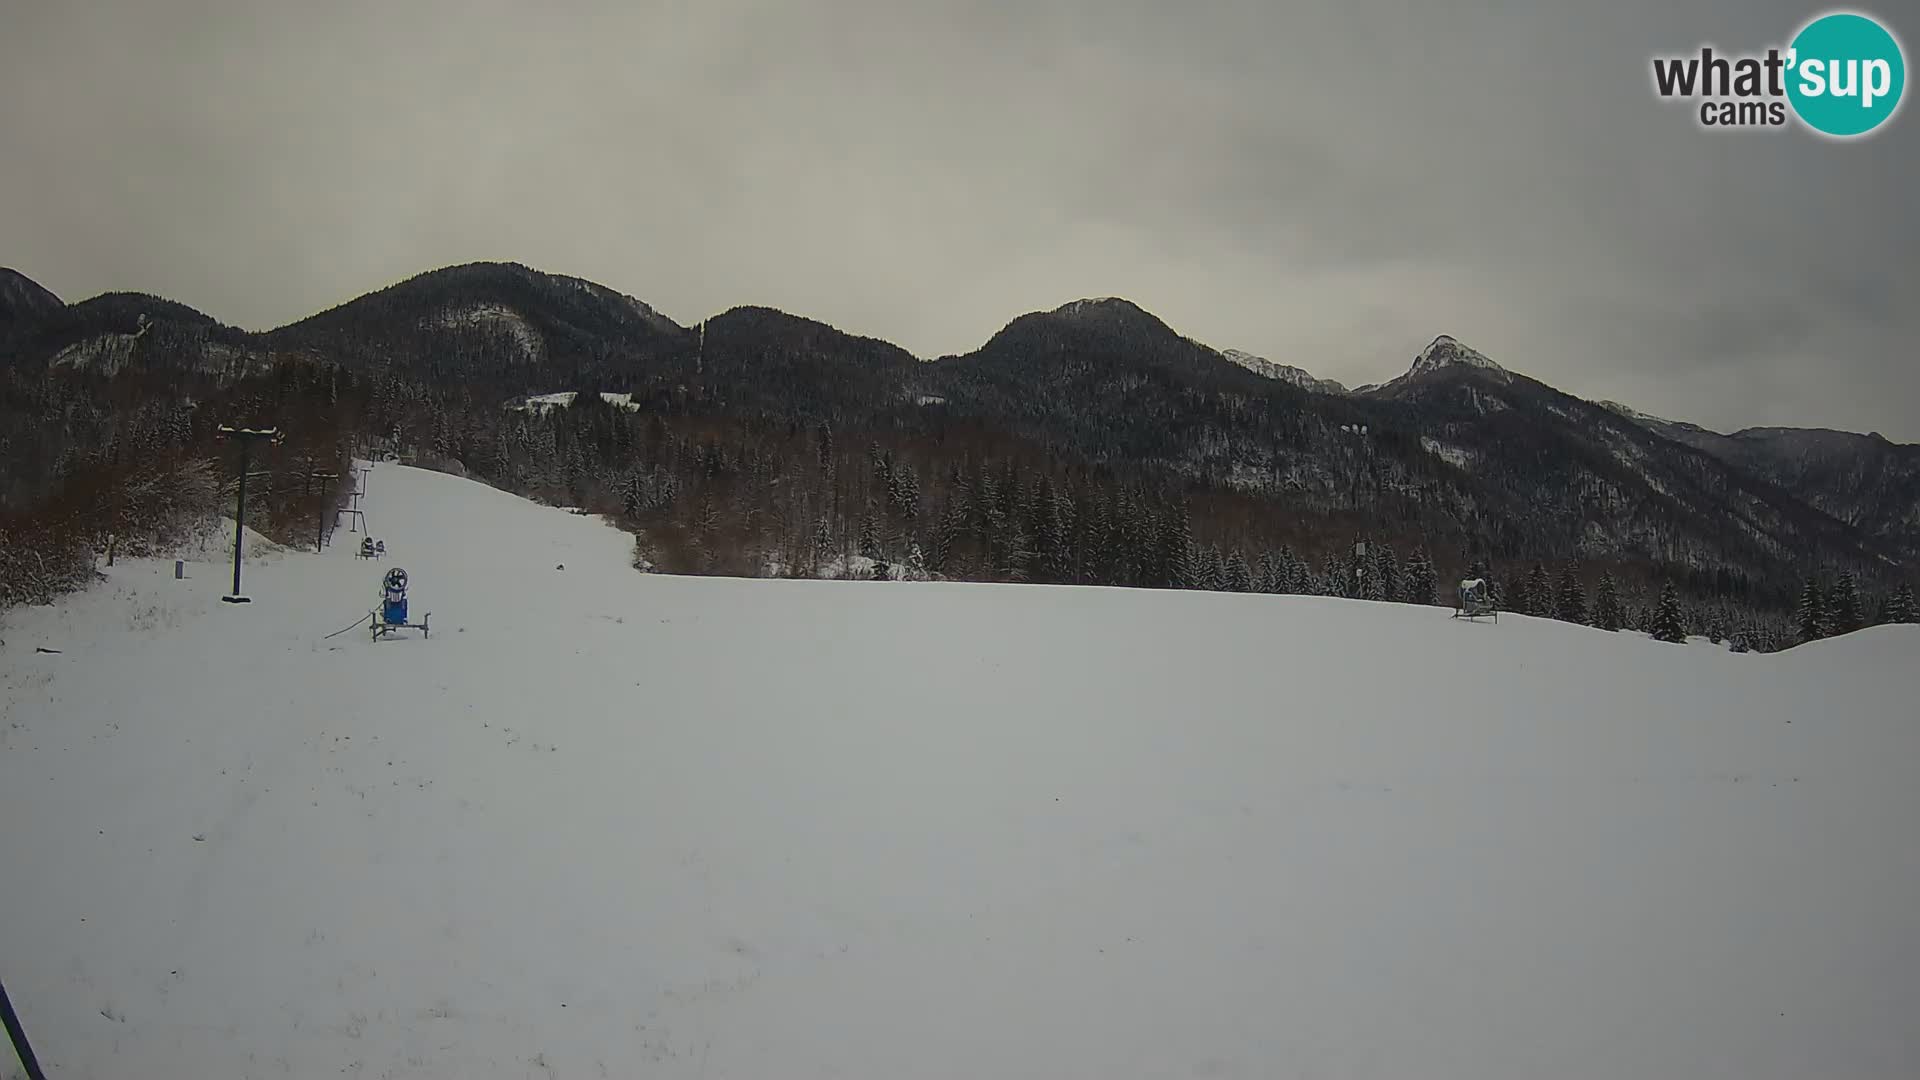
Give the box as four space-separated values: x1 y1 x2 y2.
323 612 375 640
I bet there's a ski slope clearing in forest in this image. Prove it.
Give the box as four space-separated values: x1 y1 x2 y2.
2 465 1917 1080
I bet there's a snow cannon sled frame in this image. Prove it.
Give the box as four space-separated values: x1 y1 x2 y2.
371 611 430 641
370 566 431 640
1452 578 1499 622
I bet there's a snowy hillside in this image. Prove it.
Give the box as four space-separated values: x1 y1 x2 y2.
2 465 1917 1080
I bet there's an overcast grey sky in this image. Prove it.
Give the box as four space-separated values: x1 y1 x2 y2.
3 0 1914 437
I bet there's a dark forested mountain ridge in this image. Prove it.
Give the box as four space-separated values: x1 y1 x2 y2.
687 305 928 423
927 308 1908 590
0 267 64 328
1367 353 1907 582
925 297 1343 470
4 261 1914 648
1 282 275 383
1601 403 1920 557
1717 428 1920 552
264 262 690 392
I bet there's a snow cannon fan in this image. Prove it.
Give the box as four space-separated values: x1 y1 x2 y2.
382 567 409 625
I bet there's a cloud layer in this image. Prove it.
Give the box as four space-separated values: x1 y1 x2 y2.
4 0 1914 436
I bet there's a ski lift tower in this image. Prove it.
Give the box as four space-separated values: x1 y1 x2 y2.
338 464 367 534
311 470 338 552
216 425 284 604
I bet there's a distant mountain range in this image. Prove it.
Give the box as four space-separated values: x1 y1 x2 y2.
4 261 1914 609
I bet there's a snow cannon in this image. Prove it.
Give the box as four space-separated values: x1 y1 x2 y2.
371 567 430 640
382 567 409 624
1452 577 1499 622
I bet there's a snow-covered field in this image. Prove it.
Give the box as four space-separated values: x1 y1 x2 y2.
2 464 1916 1080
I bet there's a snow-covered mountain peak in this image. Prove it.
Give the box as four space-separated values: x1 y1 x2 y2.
1219 348 1348 394
1599 400 1681 427
1028 296 1187 347
1407 335 1509 380
1051 296 1151 322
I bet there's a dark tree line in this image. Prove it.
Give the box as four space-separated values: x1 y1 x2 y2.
8 351 1913 659
1 360 366 610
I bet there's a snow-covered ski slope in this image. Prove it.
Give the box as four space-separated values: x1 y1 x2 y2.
2 464 1917 1080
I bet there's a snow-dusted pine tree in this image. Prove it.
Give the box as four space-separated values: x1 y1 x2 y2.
621 471 644 519
1651 582 1687 644
1405 547 1438 605
1887 582 1917 624
1593 572 1623 631
1797 577 1827 642
1525 564 1552 617
1368 544 1397 602
693 496 721 572
1224 549 1253 593
1284 548 1310 594
813 515 835 573
1555 561 1587 625
1196 546 1224 592
931 505 962 577
1256 551 1281 594
1322 553 1345 597
1828 572 1862 635
890 464 920 521
1165 511 1195 590
1507 571 1531 616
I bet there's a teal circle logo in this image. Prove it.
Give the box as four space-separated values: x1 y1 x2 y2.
1786 12 1906 137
